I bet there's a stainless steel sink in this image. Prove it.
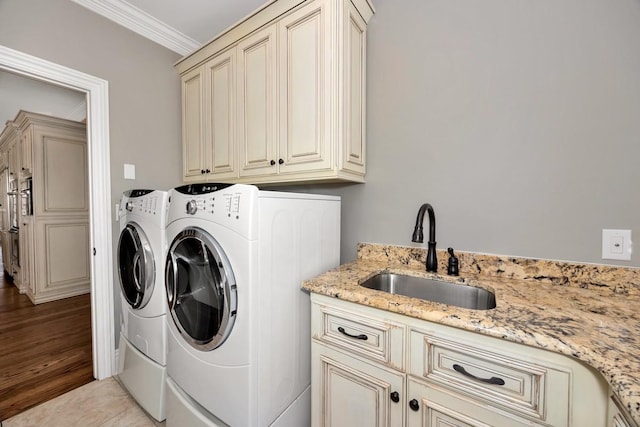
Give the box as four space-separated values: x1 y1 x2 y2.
360 273 496 310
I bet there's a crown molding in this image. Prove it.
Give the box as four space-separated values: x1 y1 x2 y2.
71 0 201 56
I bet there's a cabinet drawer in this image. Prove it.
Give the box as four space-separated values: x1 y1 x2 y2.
407 379 542 427
409 328 571 426
312 303 405 371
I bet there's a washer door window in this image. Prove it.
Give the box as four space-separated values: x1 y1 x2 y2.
118 223 155 309
165 227 237 351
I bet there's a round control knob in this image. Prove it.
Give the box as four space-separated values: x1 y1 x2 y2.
186 200 198 215
125 202 134 212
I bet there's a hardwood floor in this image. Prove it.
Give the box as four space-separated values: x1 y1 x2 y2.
0 270 94 421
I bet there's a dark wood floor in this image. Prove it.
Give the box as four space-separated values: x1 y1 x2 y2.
0 269 94 421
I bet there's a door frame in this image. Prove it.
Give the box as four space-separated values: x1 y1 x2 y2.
0 45 115 379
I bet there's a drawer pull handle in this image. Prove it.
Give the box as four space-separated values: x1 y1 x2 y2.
390 391 399 403
453 364 506 386
337 326 368 340
409 399 420 411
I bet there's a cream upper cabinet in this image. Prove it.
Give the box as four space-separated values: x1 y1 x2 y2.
181 65 207 180
176 0 374 185
276 0 331 176
182 56 238 181
311 294 611 427
237 24 278 178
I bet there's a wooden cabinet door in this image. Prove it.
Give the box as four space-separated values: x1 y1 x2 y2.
278 0 332 174
203 48 237 180
181 65 207 181
312 343 404 427
237 24 278 178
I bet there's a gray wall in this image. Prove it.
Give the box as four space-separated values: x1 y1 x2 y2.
287 0 640 267
0 0 183 342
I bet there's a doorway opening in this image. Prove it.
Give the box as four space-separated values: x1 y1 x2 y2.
0 45 115 382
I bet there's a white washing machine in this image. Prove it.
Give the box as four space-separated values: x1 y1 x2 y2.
116 189 169 422
164 183 340 427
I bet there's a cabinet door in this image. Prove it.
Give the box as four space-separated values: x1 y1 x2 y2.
8 141 20 185
19 218 33 297
203 48 237 180
608 395 637 427
32 217 90 304
312 343 404 427
21 128 33 175
32 126 88 216
407 379 538 427
237 24 278 177
341 0 366 175
278 0 332 174
181 65 207 181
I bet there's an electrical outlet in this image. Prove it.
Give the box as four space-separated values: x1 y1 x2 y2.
602 229 632 261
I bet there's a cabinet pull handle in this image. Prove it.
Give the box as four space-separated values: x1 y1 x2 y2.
337 326 368 340
409 399 419 411
452 364 506 386
270 160 276 166
205 168 211 173
200 169 205 174
278 158 284 164
390 391 399 403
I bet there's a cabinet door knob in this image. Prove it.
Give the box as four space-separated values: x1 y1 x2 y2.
409 399 420 411
270 160 276 166
390 391 399 403
278 158 284 165
205 168 211 173
200 169 205 174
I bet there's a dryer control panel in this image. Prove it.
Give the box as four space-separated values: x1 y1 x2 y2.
181 192 242 217
167 184 259 239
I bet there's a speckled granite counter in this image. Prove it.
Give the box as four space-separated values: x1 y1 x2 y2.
302 243 640 424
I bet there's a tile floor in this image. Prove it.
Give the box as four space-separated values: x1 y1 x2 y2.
2 377 164 427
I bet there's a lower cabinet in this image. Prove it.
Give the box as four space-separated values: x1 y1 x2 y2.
24 217 91 304
311 293 611 427
312 343 405 426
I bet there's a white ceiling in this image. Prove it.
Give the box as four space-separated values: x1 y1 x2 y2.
2 0 268 131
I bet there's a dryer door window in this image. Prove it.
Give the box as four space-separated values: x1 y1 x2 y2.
118 223 155 309
165 227 237 351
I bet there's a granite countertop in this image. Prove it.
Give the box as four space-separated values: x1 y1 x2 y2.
302 243 640 424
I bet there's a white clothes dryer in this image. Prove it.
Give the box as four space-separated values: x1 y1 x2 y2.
116 189 169 422
164 183 340 427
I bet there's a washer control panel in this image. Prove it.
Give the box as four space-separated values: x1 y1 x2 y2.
119 190 168 229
